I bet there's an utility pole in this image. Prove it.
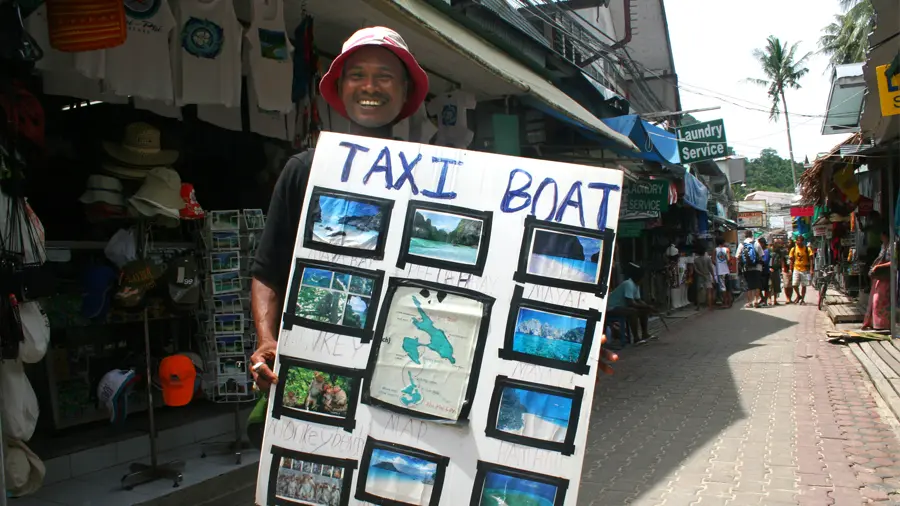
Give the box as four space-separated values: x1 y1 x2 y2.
780 89 798 190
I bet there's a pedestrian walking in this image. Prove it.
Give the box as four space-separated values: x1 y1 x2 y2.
693 243 716 311
789 235 815 305
736 231 764 308
769 239 786 305
758 237 770 307
783 238 795 303
714 237 733 308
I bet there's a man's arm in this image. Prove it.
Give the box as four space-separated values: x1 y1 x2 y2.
250 152 313 390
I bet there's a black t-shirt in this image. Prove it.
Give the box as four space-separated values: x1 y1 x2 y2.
251 150 314 294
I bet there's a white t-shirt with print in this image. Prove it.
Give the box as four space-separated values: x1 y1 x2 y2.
105 0 177 103
427 90 476 148
244 0 293 113
714 246 730 276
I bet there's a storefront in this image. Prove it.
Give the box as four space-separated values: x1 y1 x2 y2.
0 0 638 500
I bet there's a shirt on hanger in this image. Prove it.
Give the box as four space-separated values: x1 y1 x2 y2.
105 0 177 103
244 0 294 113
74 50 106 80
172 0 243 107
426 90 477 148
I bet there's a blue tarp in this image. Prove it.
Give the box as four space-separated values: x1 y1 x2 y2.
683 172 709 212
596 115 681 166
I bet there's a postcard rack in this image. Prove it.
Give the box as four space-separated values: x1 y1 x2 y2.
196 209 266 463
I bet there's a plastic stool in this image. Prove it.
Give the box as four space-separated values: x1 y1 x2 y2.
606 315 632 345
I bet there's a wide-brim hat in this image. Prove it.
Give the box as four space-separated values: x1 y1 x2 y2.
79 174 125 206
128 168 183 219
319 27 429 123
102 163 155 181
103 122 179 167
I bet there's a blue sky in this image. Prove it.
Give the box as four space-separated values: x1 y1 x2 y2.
517 308 585 334
509 388 572 425
416 209 472 232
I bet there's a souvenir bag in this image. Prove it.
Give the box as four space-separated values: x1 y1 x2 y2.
46 0 126 52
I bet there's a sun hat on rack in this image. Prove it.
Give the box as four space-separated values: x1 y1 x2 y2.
319 26 429 123
102 163 155 181
103 122 179 167
128 167 183 219
79 174 126 207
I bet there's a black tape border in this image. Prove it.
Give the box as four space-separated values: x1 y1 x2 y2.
267 444 358 506
513 215 617 298
301 186 395 260
361 277 496 423
498 285 598 375
396 200 493 277
484 375 585 456
468 460 570 506
282 257 385 344
354 436 451 506
271 355 365 433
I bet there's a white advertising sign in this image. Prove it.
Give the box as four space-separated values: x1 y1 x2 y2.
255 132 624 506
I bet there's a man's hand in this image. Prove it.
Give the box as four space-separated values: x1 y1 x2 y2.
598 334 618 376
250 337 278 392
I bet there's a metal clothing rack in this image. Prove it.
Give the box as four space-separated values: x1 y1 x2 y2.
121 221 184 490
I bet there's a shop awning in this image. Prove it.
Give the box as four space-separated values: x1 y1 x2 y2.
822 63 865 135
592 115 681 166
365 0 638 151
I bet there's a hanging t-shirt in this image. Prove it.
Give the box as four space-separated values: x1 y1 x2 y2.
105 0 177 103
714 246 730 276
172 0 243 107
248 74 295 141
426 90 476 148
25 4 74 73
74 50 106 80
244 0 293 113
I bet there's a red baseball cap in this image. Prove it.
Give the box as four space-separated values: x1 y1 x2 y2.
159 355 197 407
319 27 429 123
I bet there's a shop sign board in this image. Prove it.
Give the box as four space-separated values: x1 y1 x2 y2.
623 180 669 214
737 211 764 228
790 206 814 217
619 220 645 238
813 223 829 237
876 64 900 117
255 132 624 506
676 119 728 163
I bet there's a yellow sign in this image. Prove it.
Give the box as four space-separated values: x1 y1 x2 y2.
876 64 900 117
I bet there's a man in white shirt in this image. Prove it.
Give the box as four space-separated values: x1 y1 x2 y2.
735 231 765 308
607 263 656 345
714 237 733 308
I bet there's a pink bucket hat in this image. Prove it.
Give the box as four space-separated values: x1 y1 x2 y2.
319 27 429 122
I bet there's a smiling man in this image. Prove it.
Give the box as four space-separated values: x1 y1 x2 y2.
248 27 429 399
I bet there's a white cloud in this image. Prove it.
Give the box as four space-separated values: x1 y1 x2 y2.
665 0 854 162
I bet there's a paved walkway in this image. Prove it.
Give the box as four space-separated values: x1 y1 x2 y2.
578 295 900 505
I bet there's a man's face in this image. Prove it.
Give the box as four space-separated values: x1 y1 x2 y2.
797 237 805 246
339 46 408 129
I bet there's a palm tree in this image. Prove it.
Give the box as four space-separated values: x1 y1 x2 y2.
746 36 811 190
818 0 874 71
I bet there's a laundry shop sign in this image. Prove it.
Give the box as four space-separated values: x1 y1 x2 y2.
676 119 728 163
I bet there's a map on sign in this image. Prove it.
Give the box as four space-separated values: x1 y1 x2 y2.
368 286 483 418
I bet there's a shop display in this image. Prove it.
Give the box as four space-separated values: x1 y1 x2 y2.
257 132 624 506
245 0 294 113
426 90 476 149
363 278 494 422
104 0 176 103
45 0 127 52
355 437 449 506
498 285 598 375
484 376 583 456
396 201 493 276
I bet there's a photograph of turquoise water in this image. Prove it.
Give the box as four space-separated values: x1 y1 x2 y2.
497 387 572 442
408 209 483 265
479 470 558 506
512 307 586 363
296 267 373 328
366 448 438 504
526 229 601 284
311 195 383 250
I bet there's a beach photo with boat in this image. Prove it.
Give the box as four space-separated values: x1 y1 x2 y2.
364 447 438 505
408 208 484 265
478 469 559 506
496 386 572 443
309 193 385 250
526 229 602 284
512 307 586 364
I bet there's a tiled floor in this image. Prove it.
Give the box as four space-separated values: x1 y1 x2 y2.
14 437 259 506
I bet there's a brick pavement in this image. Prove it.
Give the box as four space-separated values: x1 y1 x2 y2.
579 296 900 505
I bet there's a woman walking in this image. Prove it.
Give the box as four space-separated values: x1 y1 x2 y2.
862 230 892 330
783 238 795 303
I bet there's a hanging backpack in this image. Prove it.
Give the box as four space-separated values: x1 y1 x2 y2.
741 242 758 267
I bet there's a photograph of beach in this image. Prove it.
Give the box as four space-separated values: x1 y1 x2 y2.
478 470 558 506
496 387 572 443
408 209 483 265
275 456 344 505
526 229 602 284
310 194 384 250
512 307 586 363
364 448 438 505
295 266 375 329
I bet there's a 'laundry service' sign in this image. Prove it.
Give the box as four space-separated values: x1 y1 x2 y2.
676 119 728 164
255 132 624 506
